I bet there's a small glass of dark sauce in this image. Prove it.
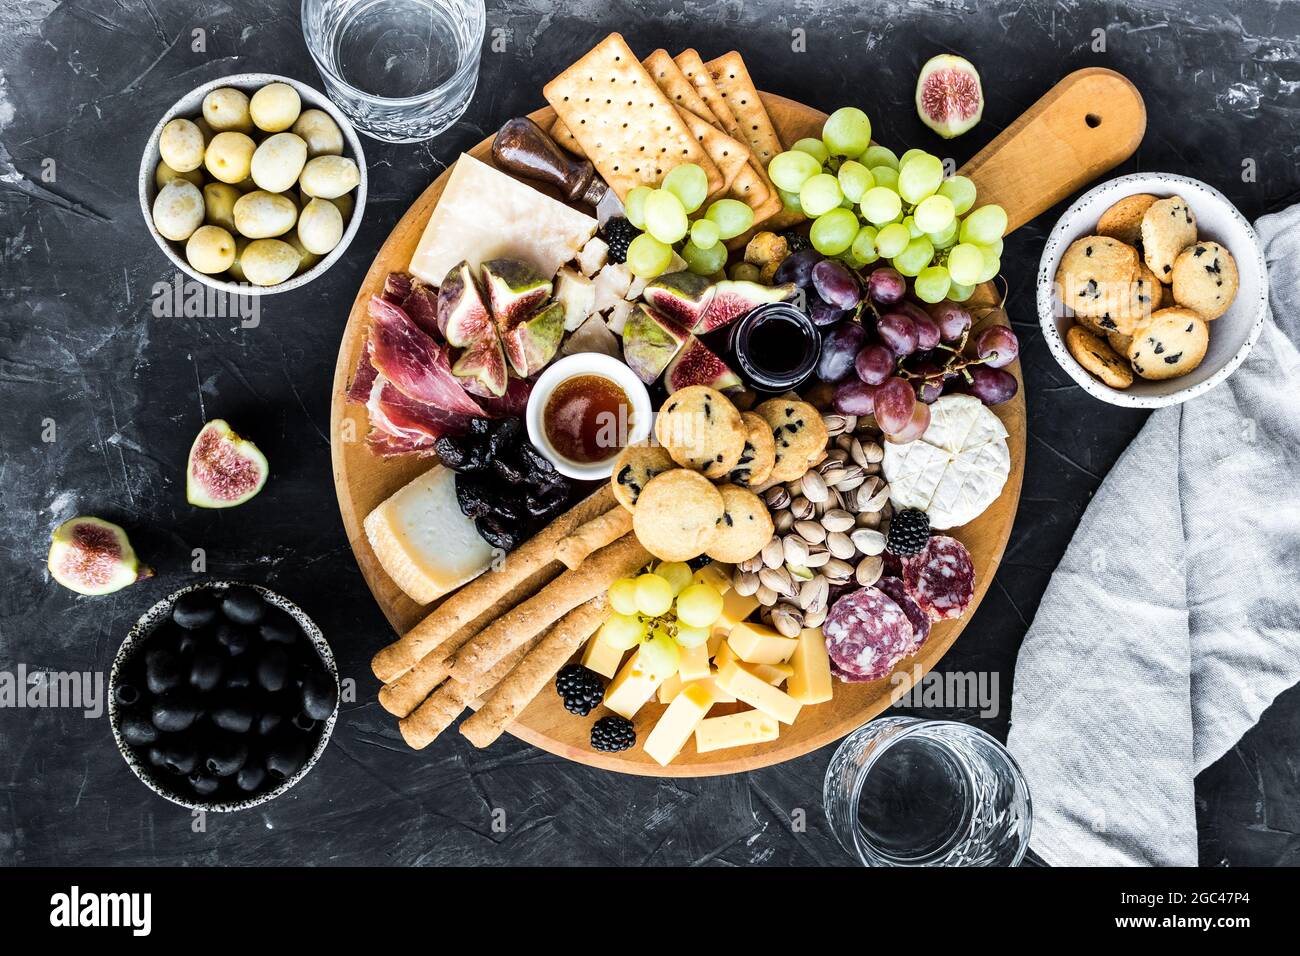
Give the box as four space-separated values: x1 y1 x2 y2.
729 301 822 392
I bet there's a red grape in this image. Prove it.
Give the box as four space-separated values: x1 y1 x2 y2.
876 312 919 357
886 399 932 443
774 248 823 288
914 314 941 351
854 343 894 385
974 325 1020 368
817 322 867 382
930 300 972 342
808 296 847 327
872 376 916 434
811 259 862 310
966 365 1019 405
833 379 877 415
866 267 906 305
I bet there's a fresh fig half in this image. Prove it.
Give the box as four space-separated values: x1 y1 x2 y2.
186 419 269 509
664 336 742 394
693 280 795 335
47 516 151 595
642 271 715 330
621 304 689 384
501 300 565 378
915 54 984 139
436 260 492 347
452 326 509 397
481 258 552 333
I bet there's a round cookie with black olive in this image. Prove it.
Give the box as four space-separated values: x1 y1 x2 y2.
1126 307 1209 380
631 468 724 563
654 385 746 479
1171 241 1238 320
722 411 777 487
755 398 829 483
1055 235 1145 332
1140 195 1197 283
705 484 774 564
1066 324 1133 389
1096 193 1157 246
610 444 675 512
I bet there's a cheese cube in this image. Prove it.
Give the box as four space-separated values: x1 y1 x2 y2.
659 673 735 705
643 683 714 766
604 647 671 719
577 236 608 276
692 562 732 594
746 661 794 684
787 628 833 705
554 267 596 331
657 672 683 704
715 660 802 725
605 298 633 335
593 262 632 311
727 621 798 665
712 589 759 640
581 633 625 679
695 710 780 753
678 642 711 682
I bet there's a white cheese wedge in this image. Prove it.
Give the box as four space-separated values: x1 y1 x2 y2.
409 154 597 286
363 464 496 605
554 267 596 331
882 394 1010 529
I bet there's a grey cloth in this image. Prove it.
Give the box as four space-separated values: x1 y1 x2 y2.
1007 205 1300 867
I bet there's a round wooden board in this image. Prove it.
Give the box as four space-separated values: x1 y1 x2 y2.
332 73 1145 775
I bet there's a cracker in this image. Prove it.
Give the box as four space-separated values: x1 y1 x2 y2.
643 48 717 125
705 52 784 169
675 49 744 141
543 33 723 200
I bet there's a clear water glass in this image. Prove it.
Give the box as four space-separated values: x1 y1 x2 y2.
301 0 485 143
824 717 1032 866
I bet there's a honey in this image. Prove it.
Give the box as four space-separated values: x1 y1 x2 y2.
543 374 632 464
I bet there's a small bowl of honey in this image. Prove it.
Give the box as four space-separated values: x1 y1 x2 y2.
525 354 653 480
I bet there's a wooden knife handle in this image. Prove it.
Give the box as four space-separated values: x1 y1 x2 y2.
491 117 606 207
958 68 1146 235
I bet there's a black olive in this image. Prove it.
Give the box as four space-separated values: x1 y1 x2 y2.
147 745 167 768
120 714 159 747
189 652 224 693
265 739 307 780
158 740 198 775
172 590 218 630
259 612 299 645
220 586 265 626
300 672 337 721
210 695 255 734
145 648 183 695
236 762 267 793
216 622 253 657
114 681 142 707
151 691 201 733
176 631 200 657
188 771 221 797
203 737 248 777
257 712 282 736
256 646 290 693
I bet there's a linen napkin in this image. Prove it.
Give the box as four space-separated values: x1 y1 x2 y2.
1006 204 1300 867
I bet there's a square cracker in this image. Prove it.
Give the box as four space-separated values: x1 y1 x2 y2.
705 51 785 169
543 33 723 201
642 48 717 126
674 49 744 141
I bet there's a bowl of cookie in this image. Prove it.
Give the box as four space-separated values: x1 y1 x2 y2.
1037 172 1269 407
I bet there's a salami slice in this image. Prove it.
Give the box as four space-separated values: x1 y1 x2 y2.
902 535 975 622
875 576 931 654
823 586 914 681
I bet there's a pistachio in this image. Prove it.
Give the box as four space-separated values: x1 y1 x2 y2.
786 563 814 582
803 544 831 568
737 554 764 574
733 570 761 596
794 520 827 545
856 555 884 587
755 584 779 607
800 469 829 503
826 530 856 560
771 603 804 638
774 509 795 533
764 485 791 510
823 558 855 585
821 509 856 533
798 575 829 612
862 441 885 463
789 495 815 521
851 528 887 555
820 462 847 487
822 413 855 437
834 433 855 452
761 536 785 569
759 566 797 599
804 606 828 629
782 535 810 566
856 509 883 529
826 447 850 464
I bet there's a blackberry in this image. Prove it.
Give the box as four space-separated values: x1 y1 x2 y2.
782 231 811 254
886 509 931 556
590 715 636 753
555 664 605 716
601 217 638 264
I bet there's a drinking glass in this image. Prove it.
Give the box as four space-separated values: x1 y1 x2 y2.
823 717 1032 866
301 0 485 143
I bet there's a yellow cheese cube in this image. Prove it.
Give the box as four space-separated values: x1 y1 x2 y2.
712 589 759 639
727 621 798 665
678 642 711 682
604 647 671 719
715 660 802 725
660 672 735 704
695 709 780 753
643 683 714 766
692 562 732 594
714 642 790 685
581 633 626 679
787 627 833 705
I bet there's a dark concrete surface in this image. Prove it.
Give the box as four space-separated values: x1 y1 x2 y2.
1 0 1298 866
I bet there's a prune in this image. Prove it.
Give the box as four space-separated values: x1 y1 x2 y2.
257 712 283 736
265 738 307 780
216 622 253 657
487 417 521 458
145 648 183 695
189 653 224 693
454 475 495 519
259 612 299 645
188 772 220 797
172 590 218 630
433 435 473 471
525 485 567 519
468 417 491 439
301 672 337 721
519 441 560 481
220 586 265 626
256 646 290 693
114 681 142 707
492 457 526 484
487 496 522 524
236 763 267 793
203 737 248 777
120 714 159 747
475 515 522 552
151 692 201 733
157 740 198 775
211 696 255 734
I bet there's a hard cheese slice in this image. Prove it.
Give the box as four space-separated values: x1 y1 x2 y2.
409 154 597 286
715 660 801 724
643 682 714 766
695 710 779 753
786 628 832 705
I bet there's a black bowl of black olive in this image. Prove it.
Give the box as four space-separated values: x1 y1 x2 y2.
109 580 339 811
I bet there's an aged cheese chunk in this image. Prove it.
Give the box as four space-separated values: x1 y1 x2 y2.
786 628 833 705
715 661 802 724
882 394 1010 530
712 641 789 684
555 267 596 331
692 562 732 594
644 682 714 766
727 621 798 665
409 154 597 285
712 589 759 640
678 642 712 682
363 464 494 605
658 671 735 705
581 632 625 679
604 646 671 719
695 710 780 753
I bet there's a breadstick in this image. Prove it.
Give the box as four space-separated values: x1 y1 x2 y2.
447 533 650 683
398 635 542 750
370 485 614 682
460 596 609 748
555 507 634 569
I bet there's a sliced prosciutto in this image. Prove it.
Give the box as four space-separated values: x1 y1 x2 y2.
347 336 380 406
367 297 484 417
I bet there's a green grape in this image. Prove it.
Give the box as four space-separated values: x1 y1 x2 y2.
655 561 695 596
903 215 924 239
792 137 830 165
860 145 899 170
778 188 803 213
681 238 728 276
959 204 1009 244
946 242 985 286
607 577 639 616
898 153 944 204
634 573 674 617
643 188 688 244
976 248 1001 283
875 222 911 258
838 161 873 203
640 627 681 674
625 186 653 229
809 208 859 255
626 234 674 278
892 235 935 276
938 175 977 216
799 173 843 217
705 198 755 240
914 265 952 303
675 583 724 628
600 613 647 651
851 224 880 265
914 194 955 234
948 280 975 302
690 218 721 249
984 237 1004 257
869 166 899 192
662 164 708 214
674 623 711 648
822 106 872 157
768 150 822 192
860 185 902 225
927 219 959 249
898 148 929 168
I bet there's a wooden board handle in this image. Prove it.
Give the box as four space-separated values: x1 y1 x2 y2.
958 68 1146 234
